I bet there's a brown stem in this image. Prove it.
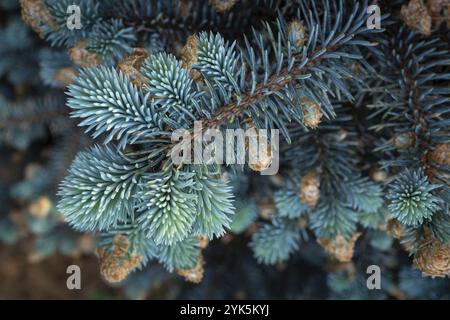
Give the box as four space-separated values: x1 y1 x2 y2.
200 45 334 133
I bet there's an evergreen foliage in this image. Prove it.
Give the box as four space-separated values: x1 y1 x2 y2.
1 0 448 298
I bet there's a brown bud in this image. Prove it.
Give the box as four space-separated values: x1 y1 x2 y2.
25 163 41 180
300 171 320 208
426 143 450 182
180 35 202 81
318 233 361 263
385 219 405 239
287 20 308 48
196 235 209 249
371 168 389 182
20 0 57 37
28 196 52 219
301 97 322 129
69 41 102 68
76 234 96 254
426 1 450 28
401 0 432 36
414 239 450 278
393 132 415 149
176 254 205 284
28 251 45 264
427 0 444 13
428 144 450 165
53 67 77 87
117 48 150 86
335 129 348 142
96 234 143 283
209 0 238 12
246 127 274 172
400 230 420 253
248 146 273 172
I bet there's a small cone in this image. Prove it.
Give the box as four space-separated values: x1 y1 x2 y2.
53 67 77 86
20 0 57 37
209 0 237 12
299 171 320 208
69 41 101 67
96 234 143 283
428 144 450 165
385 219 405 239
401 0 432 36
414 239 450 278
370 168 389 182
301 98 322 129
287 20 308 48
196 235 209 249
393 132 415 149
318 233 361 263
247 128 274 172
176 254 205 284
117 48 150 86
180 35 202 81
28 196 52 219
